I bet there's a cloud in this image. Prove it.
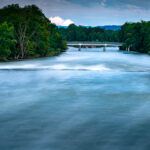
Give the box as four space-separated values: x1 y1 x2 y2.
1 0 150 26
100 0 107 7
49 16 74 26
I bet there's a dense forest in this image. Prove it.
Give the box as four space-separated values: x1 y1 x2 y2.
1 4 150 61
59 22 150 55
58 24 119 42
0 4 67 61
119 21 150 54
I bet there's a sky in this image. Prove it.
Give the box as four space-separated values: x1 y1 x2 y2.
0 0 150 26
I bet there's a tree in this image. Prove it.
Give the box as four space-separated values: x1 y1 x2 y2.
0 22 16 60
0 4 67 60
58 25 119 42
119 21 150 53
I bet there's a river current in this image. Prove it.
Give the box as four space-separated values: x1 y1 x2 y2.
1 47 150 150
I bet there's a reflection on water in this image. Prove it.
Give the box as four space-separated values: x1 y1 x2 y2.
0 47 150 150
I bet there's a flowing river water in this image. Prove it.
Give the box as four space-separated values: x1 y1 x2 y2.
1 47 150 150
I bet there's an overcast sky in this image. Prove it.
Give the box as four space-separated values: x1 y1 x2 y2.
0 0 150 26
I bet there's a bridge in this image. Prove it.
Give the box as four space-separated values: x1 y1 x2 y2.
67 42 123 51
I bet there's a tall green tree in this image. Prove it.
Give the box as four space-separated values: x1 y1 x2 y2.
0 22 16 60
0 4 66 60
119 21 150 54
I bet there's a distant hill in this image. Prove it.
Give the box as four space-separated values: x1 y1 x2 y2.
58 25 121 30
98 25 121 30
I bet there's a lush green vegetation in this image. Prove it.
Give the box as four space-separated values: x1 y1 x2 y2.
1 4 150 60
58 24 119 42
119 21 150 54
59 22 150 55
0 4 66 61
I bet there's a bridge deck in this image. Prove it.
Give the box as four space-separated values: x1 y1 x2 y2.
67 42 122 47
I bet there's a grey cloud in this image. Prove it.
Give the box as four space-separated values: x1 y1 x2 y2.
0 0 150 26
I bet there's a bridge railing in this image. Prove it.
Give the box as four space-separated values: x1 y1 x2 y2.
67 41 122 45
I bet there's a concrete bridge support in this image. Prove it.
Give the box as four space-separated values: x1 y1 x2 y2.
78 44 81 51
103 46 106 52
78 46 81 51
126 46 130 52
128 46 130 52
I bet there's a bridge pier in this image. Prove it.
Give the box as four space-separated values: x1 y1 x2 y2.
126 46 130 52
128 46 130 52
78 44 81 51
78 46 81 51
103 46 106 52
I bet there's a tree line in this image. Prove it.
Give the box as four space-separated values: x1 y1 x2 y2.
0 4 67 61
1 4 150 61
58 24 119 42
59 22 150 55
119 21 150 54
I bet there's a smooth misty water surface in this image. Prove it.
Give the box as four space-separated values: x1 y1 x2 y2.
1 47 150 150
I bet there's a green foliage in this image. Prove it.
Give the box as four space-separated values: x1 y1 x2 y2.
58 24 119 42
49 23 67 52
119 21 150 53
0 22 16 60
0 4 66 60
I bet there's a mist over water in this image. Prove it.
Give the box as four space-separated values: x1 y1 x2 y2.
1 47 150 150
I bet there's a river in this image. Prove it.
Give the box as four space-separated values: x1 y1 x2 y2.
0 47 150 150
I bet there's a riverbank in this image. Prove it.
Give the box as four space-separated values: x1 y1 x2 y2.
0 50 67 62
